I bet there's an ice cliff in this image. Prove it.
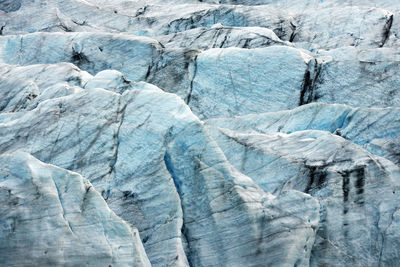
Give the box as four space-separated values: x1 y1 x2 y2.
0 0 400 266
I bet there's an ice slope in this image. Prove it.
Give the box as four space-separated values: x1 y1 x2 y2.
0 82 319 266
0 0 400 266
0 152 150 267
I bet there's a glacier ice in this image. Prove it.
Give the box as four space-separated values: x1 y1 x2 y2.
0 152 150 267
189 46 313 118
0 0 400 266
0 84 320 266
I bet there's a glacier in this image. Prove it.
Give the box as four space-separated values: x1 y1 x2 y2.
0 0 400 266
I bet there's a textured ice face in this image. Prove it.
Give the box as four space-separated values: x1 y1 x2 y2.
203 127 400 266
0 152 151 267
0 83 320 266
0 0 400 267
0 32 162 81
0 0 22 13
188 46 312 118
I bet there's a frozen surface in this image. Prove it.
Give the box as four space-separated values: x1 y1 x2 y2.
1 0 400 266
0 152 150 267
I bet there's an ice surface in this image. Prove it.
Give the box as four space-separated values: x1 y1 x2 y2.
1 0 400 266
